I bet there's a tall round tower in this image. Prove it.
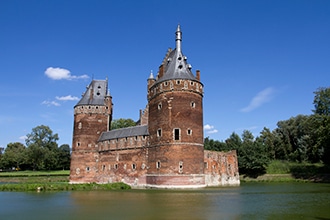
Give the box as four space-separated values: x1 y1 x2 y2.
69 79 112 183
147 25 205 188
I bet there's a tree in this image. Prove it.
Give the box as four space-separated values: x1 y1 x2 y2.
0 142 27 170
237 130 269 177
225 132 242 150
57 144 71 170
111 118 136 130
259 127 276 160
25 125 59 170
313 87 330 116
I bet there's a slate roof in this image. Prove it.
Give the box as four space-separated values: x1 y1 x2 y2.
156 25 196 83
75 79 109 106
98 125 149 142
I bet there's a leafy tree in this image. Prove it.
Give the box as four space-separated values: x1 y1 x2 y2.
204 137 229 151
57 144 71 170
313 87 330 116
225 132 242 150
111 118 136 130
237 130 269 177
25 125 59 170
0 142 27 170
259 127 276 160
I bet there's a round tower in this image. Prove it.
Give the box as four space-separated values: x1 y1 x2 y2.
69 79 113 183
147 25 205 188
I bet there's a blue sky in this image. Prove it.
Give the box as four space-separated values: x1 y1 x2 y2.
1 0 329 148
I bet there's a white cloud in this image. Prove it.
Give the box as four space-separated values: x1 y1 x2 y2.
41 100 60 107
207 129 218 134
56 95 79 101
204 124 218 134
19 136 27 142
240 87 275 112
204 124 214 130
45 67 89 80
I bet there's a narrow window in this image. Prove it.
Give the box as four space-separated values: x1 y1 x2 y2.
114 164 118 169
86 166 90 172
191 102 196 108
158 103 162 110
156 161 161 169
174 128 180 140
102 165 105 171
187 129 192 135
176 80 181 84
204 162 208 169
179 161 183 173
132 164 136 170
157 129 162 137
77 142 81 147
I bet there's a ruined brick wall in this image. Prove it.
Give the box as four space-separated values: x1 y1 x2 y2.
204 150 240 186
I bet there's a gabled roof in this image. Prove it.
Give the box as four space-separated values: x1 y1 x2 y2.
98 125 149 142
75 79 109 106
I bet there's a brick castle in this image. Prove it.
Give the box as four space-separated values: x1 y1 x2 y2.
69 25 240 188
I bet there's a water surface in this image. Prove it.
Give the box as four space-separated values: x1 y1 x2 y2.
0 182 329 219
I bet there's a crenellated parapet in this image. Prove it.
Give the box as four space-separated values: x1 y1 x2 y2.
148 77 203 101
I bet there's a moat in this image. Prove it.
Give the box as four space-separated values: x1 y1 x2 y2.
1 182 329 219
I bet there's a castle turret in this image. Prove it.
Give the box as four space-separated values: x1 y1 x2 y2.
147 25 205 187
70 79 113 183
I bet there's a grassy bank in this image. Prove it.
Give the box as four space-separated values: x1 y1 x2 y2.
0 182 131 191
0 170 69 184
0 170 131 191
241 161 330 183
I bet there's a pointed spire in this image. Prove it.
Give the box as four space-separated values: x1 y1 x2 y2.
149 70 154 79
175 24 182 52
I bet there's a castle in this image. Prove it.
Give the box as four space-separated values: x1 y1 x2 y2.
69 25 240 188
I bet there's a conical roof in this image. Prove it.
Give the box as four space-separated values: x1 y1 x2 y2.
156 25 196 83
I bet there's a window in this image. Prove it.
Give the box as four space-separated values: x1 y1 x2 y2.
86 166 90 172
191 102 196 108
102 165 105 171
157 129 162 137
132 164 136 170
77 142 81 147
179 161 183 173
158 103 162 110
114 164 118 170
204 162 208 169
174 128 180 140
156 161 161 169
176 80 181 84
187 129 192 135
